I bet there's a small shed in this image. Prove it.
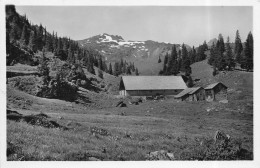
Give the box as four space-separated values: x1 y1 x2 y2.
174 87 205 101
204 82 228 101
119 76 187 97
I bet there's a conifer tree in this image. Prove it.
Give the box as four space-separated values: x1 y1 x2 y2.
19 24 28 47
208 42 216 66
67 46 74 63
113 62 119 76
170 45 178 75
234 30 243 64
225 36 235 70
215 34 225 70
98 57 103 70
108 62 113 75
126 66 131 75
102 62 108 73
135 68 139 76
9 16 20 43
181 44 190 73
163 53 168 74
190 46 196 63
202 40 208 51
123 60 127 74
6 31 10 56
98 69 103 79
28 30 36 52
38 49 49 85
37 24 44 50
216 34 225 54
158 56 162 63
243 32 253 71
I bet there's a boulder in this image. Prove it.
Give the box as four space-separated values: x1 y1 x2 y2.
146 150 175 160
88 157 101 161
214 130 230 143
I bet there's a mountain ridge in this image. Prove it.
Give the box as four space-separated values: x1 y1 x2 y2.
78 33 192 62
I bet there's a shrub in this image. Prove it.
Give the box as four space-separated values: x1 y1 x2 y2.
98 69 103 79
185 138 253 160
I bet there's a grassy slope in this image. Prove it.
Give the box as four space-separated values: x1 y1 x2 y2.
7 59 253 160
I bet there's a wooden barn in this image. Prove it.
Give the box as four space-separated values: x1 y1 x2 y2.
174 87 205 101
204 82 228 101
119 76 187 97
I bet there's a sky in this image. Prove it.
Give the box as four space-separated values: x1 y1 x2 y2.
15 6 252 47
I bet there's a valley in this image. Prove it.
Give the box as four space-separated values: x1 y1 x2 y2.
5 5 254 161
6 59 253 160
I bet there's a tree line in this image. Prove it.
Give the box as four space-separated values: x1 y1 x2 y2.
159 42 208 76
109 58 139 76
159 30 253 78
208 31 253 73
6 5 140 78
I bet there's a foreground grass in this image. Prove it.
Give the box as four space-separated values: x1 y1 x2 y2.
7 95 253 160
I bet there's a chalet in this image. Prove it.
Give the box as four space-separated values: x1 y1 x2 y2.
119 76 187 97
174 87 205 101
204 82 228 101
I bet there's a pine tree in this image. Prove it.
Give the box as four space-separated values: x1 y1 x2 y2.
102 62 108 73
98 57 103 70
28 30 36 52
208 42 216 66
38 49 49 85
163 53 168 74
202 40 208 51
243 32 253 71
225 36 235 70
67 46 74 63
181 44 190 74
88 62 95 74
158 56 161 63
113 62 119 76
108 62 113 75
37 24 44 50
9 16 19 43
190 46 196 63
6 30 10 55
19 24 28 47
169 45 178 75
98 69 103 79
123 60 127 74
216 34 225 54
126 66 131 75
234 30 243 64
135 68 139 76
215 34 225 70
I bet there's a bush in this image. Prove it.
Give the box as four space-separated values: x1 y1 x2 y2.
184 138 253 160
98 69 103 79
212 66 218 76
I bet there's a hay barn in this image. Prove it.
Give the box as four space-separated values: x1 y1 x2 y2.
119 76 187 97
174 87 205 101
204 82 228 101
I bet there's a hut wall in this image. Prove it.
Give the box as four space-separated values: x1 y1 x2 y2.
188 89 205 101
126 89 183 97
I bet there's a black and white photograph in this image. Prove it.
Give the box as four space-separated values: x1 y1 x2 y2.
0 0 259 167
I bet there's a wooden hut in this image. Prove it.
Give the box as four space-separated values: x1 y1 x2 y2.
204 82 228 101
119 76 187 97
174 87 205 101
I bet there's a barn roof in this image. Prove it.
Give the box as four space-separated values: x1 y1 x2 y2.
174 87 203 98
121 76 187 90
204 82 227 90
